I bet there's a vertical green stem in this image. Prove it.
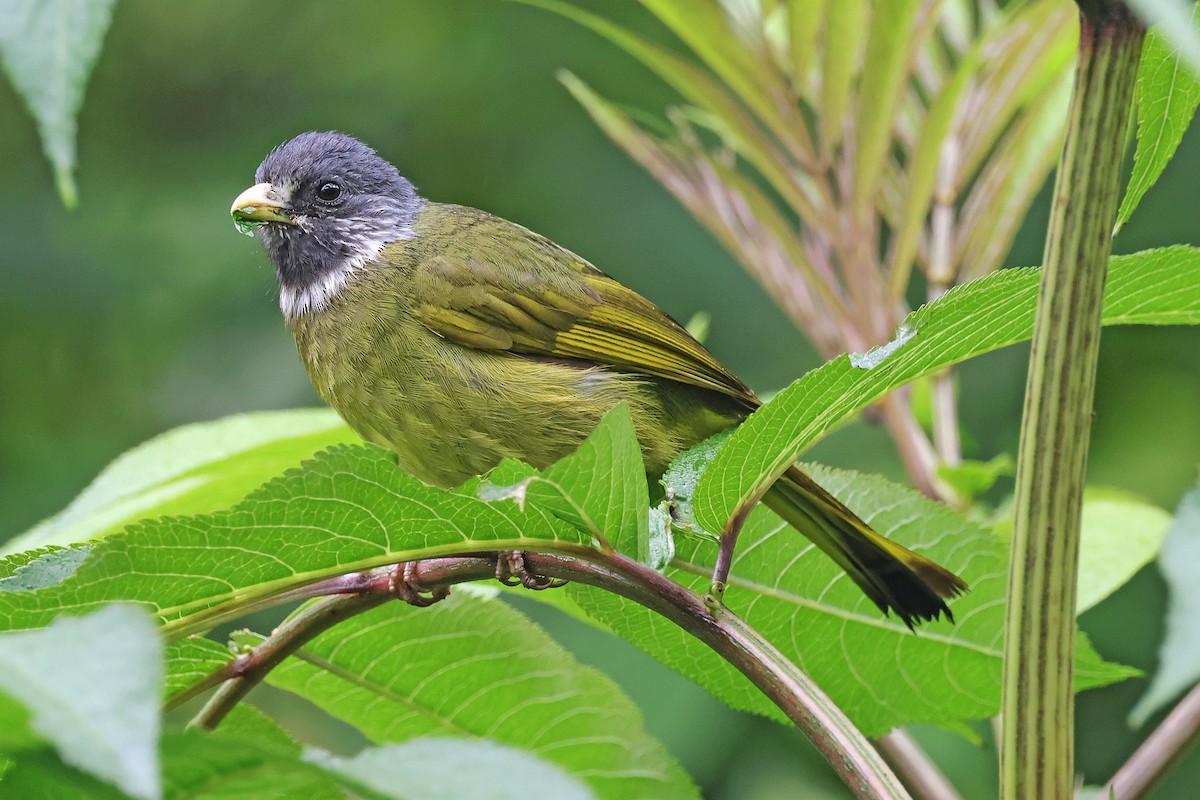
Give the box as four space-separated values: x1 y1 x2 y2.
999 4 1143 799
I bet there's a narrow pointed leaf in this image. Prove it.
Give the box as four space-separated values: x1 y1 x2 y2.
0 0 118 207
1116 7 1200 232
853 0 925 208
819 0 867 155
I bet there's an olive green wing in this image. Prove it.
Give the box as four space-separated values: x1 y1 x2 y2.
401 210 756 408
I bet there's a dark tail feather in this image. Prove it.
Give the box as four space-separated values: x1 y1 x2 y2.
762 466 967 629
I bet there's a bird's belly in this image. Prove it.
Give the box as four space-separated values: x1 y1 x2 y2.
292 308 736 488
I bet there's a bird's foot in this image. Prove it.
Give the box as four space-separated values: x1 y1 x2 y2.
389 561 449 607
496 551 567 591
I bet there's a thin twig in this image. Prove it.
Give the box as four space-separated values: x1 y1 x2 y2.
189 591 391 730
877 729 963 800
1101 681 1200 800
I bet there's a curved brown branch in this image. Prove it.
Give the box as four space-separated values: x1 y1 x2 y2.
179 551 910 800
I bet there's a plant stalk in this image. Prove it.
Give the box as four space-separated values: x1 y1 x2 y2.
998 4 1143 799
1101 681 1200 800
182 552 911 800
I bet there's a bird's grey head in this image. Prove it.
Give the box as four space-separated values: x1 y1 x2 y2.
231 131 424 318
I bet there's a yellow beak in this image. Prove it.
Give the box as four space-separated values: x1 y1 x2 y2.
230 182 294 224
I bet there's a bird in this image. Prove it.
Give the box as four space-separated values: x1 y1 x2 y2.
231 131 966 627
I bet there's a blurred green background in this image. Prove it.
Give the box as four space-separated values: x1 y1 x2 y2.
2 1 1198 796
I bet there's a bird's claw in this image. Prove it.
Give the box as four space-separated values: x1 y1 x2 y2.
496 551 567 591
390 561 449 607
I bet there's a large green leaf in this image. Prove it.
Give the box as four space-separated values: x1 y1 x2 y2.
578 464 1133 737
1116 5 1200 233
695 247 1200 534
1129 486 1200 726
4 408 357 555
0 445 586 637
0 0 118 207
0 604 161 800
263 595 698 800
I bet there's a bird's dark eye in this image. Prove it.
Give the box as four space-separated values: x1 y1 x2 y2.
316 182 342 202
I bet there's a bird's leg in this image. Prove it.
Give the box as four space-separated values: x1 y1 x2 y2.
389 561 450 607
496 551 568 591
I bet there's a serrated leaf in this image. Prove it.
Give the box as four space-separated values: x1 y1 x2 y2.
0 0 118 208
524 403 650 559
311 740 595 800
1129 486 1200 726
265 595 698 800
163 636 233 703
695 247 1200 534
0 545 90 591
0 445 586 638
4 409 357 555
1116 4 1200 232
573 464 1133 736
0 604 161 800
1128 0 1200 74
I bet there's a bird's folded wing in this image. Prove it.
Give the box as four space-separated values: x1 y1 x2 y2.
402 229 756 406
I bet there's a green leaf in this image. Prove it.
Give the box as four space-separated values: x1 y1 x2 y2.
573 465 1133 737
695 247 1200 534
265 595 698 800
311 740 595 800
1129 486 1200 726
786 0 823 88
936 454 1013 502
1128 0 1200 75
0 444 586 637
163 636 233 703
820 0 867 155
0 0 117 208
1116 4 1200 233
4 408 357 555
520 403 650 559
534 4 815 219
887 40 980 294
637 0 796 147
1078 488 1172 613
0 749 128 799
161 706 347 799
0 604 162 800
853 0 923 208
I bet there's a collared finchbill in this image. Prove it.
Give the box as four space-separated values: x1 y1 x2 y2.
231 182 294 224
